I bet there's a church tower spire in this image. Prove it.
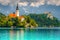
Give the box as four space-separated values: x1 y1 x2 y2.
16 4 19 10
16 3 19 16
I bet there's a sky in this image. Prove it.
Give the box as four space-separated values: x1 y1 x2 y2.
0 0 60 20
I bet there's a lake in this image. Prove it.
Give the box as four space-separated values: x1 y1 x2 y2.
0 29 60 40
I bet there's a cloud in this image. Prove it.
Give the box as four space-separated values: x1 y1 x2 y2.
18 2 28 6
0 0 20 6
0 0 28 6
30 0 45 7
47 0 60 6
0 0 10 5
0 0 60 7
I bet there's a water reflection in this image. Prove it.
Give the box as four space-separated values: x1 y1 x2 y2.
20 29 24 40
10 30 14 40
10 29 24 40
16 30 20 40
4 29 60 40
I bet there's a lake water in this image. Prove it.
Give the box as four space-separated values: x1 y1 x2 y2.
0 29 60 40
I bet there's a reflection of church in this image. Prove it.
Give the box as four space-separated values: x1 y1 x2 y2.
9 4 25 22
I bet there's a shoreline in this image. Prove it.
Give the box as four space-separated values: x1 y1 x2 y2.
0 27 60 29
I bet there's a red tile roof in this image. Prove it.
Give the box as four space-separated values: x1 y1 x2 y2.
9 13 16 18
9 13 24 19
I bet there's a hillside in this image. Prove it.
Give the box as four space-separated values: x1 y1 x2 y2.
28 13 60 27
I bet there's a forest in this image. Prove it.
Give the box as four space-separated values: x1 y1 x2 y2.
28 13 60 27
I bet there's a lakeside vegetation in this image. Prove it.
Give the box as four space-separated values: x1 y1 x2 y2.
0 12 60 28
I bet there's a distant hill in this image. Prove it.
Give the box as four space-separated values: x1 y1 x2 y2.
0 13 6 17
28 13 60 27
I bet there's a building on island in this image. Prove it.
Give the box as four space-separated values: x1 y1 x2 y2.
44 12 54 20
8 4 25 22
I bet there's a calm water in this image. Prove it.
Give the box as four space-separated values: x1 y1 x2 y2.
0 29 60 40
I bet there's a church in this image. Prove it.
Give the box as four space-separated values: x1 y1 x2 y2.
8 4 25 22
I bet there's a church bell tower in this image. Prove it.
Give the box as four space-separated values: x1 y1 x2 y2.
16 4 19 16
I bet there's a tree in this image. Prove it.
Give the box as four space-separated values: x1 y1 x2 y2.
7 21 13 27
